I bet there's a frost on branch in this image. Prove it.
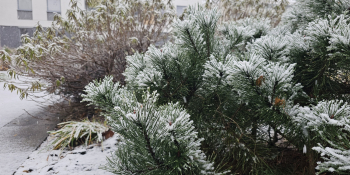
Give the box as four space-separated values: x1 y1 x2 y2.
233 17 271 39
82 76 220 174
123 5 307 173
281 0 350 31
294 100 350 174
247 34 291 63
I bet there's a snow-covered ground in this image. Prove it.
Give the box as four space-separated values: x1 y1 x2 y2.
0 71 44 127
0 71 62 175
0 71 61 127
15 134 120 175
1 71 118 175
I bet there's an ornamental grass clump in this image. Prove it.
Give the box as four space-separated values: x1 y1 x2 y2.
48 120 109 150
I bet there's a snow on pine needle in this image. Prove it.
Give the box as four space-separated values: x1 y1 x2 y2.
82 76 221 174
295 100 350 129
313 145 350 174
294 100 350 174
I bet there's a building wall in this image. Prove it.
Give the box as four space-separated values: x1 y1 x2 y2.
174 0 203 6
0 0 74 28
0 0 79 47
0 26 20 48
0 0 202 48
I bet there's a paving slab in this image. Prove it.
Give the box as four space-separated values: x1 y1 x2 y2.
0 71 61 175
0 109 60 175
0 71 47 127
0 152 32 175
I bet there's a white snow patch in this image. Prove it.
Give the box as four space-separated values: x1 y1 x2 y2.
15 134 120 175
303 145 307 154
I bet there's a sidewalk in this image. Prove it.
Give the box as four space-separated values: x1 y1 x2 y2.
0 72 61 175
0 109 60 175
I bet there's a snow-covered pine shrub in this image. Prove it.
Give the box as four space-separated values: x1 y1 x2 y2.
0 0 175 116
48 120 109 150
247 33 291 63
293 100 350 174
82 76 223 175
232 17 272 39
123 5 307 174
278 2 350 173
281 0 350 32
78 0 350 173
287 14 350 100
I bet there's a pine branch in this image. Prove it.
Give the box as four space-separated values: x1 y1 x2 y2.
185 29 200 56
205 25 211 58
171 130 182 158
135 121 164 166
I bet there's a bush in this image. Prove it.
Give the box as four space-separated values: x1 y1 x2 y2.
0 0 175 117
0 47 11 71
0 60 9 71
85 1 350 174
205 0 289 26
82 77 222 174
293 100 350 174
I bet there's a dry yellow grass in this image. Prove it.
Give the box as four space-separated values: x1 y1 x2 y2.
0 60 9 71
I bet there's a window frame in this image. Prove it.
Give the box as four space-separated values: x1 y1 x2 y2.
176 5 187 16
47 0 61 21
47 0 61 13
17 0 32 12
17 0 33 20
19 27 33 37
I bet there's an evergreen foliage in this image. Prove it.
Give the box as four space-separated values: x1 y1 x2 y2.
2 0 350 174
284 0 350 174
123 5 307 174
119 1 350 174
282 0 350 31
291 100 350 174
82 76 223 174
289 14 350 99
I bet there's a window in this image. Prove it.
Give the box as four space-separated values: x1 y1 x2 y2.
176 6 186 16
19 28 33 37
18 0 33 20
19 28 34 44
85 0 95 11
47 0 61 21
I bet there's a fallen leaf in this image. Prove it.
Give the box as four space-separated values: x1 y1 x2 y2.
102 129 114 140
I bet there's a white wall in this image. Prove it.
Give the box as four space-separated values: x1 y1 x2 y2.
173 0 203 6
0 0 203 28
0 0 81 28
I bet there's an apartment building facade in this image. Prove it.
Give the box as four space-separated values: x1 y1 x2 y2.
0 0 202 48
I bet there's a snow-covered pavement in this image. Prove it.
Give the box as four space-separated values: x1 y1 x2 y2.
0 71 60 175
0 72 41 127
0 71 118 175
15 134 118 175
